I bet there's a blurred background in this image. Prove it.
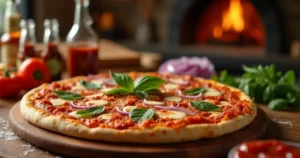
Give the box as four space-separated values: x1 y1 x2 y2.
0 0 300 75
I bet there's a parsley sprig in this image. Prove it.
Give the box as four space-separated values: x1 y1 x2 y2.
106 71 165 98
213 64 300 111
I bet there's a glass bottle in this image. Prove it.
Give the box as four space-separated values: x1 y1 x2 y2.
0 0 21 68
66 0 99 77
41 19 63 81
17 19 37 67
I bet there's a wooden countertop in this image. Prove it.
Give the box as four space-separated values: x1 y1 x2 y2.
0 98 300 157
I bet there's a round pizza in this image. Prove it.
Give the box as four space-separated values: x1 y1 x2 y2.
20 71 256 143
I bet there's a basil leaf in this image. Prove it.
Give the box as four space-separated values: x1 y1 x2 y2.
268 99 289 111
135 91 148 99
278 70 295 85
80 80 102 90
190 101 221 111
129 108 155 122
134 76 165 92
184 88 206 95
54 91 84 100
76 106 106 117
110 71 134 92
105 87 130 95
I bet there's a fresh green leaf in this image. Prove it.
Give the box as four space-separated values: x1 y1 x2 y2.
213 70 238 87
278 70 295 85
190 101 221 111
268 99 289 111
109 71 134 92
184 88 206 95
263 84 276 103
53 91 84 100
242 65 260 74
133 76 165 92
135 91 148 99
129 108 155 122
105 87 130 95
80 80 102 90
76 106 105 117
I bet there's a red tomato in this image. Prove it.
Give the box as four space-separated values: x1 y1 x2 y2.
0 70 23 98
19 58 51 90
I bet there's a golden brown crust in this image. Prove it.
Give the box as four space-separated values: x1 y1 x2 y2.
20 75 256 144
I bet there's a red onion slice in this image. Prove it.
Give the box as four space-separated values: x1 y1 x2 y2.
69 101 96 109
115 107 129 116
177 90 202 98
154 105 196 116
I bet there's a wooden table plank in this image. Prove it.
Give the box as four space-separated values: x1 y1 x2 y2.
1 99 300 158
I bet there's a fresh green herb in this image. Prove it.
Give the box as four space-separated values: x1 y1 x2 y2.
213 64 300 111
184 88 206 95
53 91 84 100
135 91 148 99
129 108 155 122
80 80 102 90
106 71 165 98
190 101 221 111
76 106 105 117
268 99 289 111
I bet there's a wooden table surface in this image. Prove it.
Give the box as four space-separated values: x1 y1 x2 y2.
1 98 300 158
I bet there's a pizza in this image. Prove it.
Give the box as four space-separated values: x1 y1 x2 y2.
20 71 256 143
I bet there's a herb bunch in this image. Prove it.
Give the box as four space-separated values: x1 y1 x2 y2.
213 65 300 111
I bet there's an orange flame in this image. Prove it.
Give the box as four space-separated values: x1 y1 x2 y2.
213 0 245 38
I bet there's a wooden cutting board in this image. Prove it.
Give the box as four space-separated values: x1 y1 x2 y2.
9 103 268 158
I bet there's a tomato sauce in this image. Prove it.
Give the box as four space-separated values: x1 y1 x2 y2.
67 46 99 77
234 140 300 158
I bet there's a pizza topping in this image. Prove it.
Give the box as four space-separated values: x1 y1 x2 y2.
204 88 222 96
99 113 113 120
86 100 109 106
79 80 102 90
184 88 206 95
154 105 196 116
143 99 164 106
190 101 221 111
178 90 202 99
164 83 179 89
168 78 189 85
49 98 66 107
71 83 86 91
129 108 155 122
156 110 186 120
69 111 89 119
123 106 137 112
54 91 84 100
115 107 130 116
164 96 182 102
76 106 106 117
101 88 114 93
70 101 96 109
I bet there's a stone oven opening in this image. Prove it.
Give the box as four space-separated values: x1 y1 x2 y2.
196 0 265 46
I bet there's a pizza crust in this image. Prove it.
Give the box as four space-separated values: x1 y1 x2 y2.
20 76 256 144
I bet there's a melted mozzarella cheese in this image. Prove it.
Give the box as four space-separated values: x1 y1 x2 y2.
101 88 113 93
90 80 103 86
99 113 113 120
204 88 222 97
50 99 66 107
156 110 186 119
209 112 221 117
86 93 103 98
164 96 182 102
164 83 180 89
169 78 187 84
144 100 164 105
69 111 88 119
86 100 109 106
123 106 137 112
219 101 233 107
71 83 86 91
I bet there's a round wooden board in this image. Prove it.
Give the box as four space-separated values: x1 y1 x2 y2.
9 103 268 158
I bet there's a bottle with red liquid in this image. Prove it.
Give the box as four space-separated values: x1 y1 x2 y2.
66 0 99 77
17 19 37 67
41 19 63 81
